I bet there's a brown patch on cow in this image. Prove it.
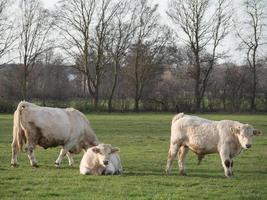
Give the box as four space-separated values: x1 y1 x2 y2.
29 122 65 149
38 136 65 149
189 144 206 155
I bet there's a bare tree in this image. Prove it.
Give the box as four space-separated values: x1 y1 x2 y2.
167 0 231 112
0 0 16 68
106 0 136 112
236 0 266 112
89 0 121 109
18 0 54 99
56 0 120 110
130 0 171 112
55 0 96 104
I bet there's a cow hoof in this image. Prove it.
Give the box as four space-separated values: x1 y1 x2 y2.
180 171 187 176
165 168 172 175
11 163 18 168
225 172 234 178
31 163 39 168
54 162 60 167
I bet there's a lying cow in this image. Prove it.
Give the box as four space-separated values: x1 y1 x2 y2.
11 101 99 167
80 143 122 175
165 113 261 177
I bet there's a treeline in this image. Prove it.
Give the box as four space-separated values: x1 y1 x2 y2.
0 0 266 113
1 61 267 113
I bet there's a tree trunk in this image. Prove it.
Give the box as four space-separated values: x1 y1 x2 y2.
134 96 139 112
93 95 98 111
193 51 201 113
250 45 258 112
250 68 256 112
134 43 141 112
86 75 99 111
108 62 119 112
22 64 27 100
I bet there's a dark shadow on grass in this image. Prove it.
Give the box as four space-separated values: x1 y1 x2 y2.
123 168 226 179
122 170 164 177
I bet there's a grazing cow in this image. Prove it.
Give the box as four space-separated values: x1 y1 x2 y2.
80 144 122 175
165 113 261 177
11 101 99 167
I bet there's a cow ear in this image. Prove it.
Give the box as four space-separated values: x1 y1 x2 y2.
111 147 120 153
230 127 240 134
92 147 100 153
253 129 262 136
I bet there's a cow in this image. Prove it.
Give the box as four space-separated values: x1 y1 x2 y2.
80 143 123 175
165 113 261 177
11 101 99 168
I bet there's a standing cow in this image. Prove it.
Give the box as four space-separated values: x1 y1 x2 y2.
165 113 261 177
11 101 99 167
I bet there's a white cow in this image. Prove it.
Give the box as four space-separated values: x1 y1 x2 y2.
80 144 122 175
11 101 99 167
166 113 261 177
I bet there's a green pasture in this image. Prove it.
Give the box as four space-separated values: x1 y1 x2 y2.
0 113 267 199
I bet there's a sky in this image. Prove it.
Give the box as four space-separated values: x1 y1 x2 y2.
41 0 266 65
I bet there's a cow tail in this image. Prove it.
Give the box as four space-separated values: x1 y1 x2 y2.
13 102 27 152
172 113 185 124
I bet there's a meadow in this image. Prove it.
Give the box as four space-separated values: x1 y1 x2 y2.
0 113 267 200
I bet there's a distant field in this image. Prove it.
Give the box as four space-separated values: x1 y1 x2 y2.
0 113 267 199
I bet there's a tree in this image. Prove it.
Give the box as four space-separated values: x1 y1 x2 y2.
55 0 96 104
89 0 121 109
236 0 266 112
56 0 120 110
106 0 136 112
222 64 246 112
130 0 171 112
18 0 54 100
167 0 231 112
0 0 16 68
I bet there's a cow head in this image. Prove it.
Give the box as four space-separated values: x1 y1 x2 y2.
231 124 261 149
92 144 119 167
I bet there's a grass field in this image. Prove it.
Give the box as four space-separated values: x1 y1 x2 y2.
0 113 267 199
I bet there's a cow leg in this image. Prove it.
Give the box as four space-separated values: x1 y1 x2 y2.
219 150 233 177
26 144 38 167
178 146 189 176
165 143 180 175
11 140 19 167
197 154 205 165
66 152 74 166
55 148 68 167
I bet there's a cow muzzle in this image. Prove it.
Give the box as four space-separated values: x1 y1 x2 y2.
245 144 251 149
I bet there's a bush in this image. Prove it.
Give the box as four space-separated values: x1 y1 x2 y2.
0 100 16 113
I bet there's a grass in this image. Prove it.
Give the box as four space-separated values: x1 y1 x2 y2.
0 113 267 200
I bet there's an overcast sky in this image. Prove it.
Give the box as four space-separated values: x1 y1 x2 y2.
41 0 267 65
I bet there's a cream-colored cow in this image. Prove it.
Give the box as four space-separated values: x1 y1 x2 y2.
166 113 261 177
11 101 99 167
80 144 122 175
